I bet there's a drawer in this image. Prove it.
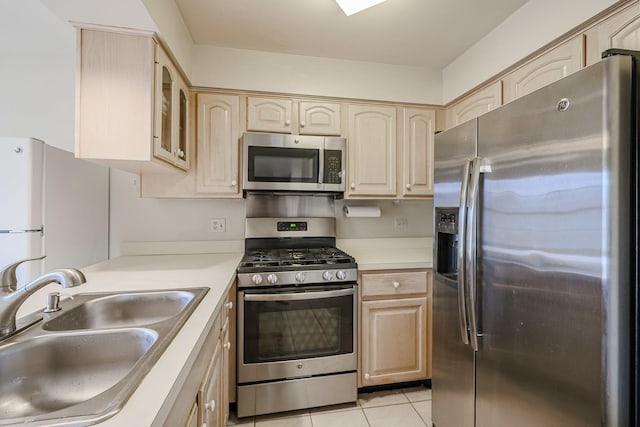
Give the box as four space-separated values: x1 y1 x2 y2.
361 271 427 298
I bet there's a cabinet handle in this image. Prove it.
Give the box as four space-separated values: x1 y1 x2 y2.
350 183 356 190
392 281 400 289
406 184 411 190
300 121 306 127
225 301 233 310
224 341 231 350
205 400 216 411
364 373 370 380
285 119 291 126
231 180 237 187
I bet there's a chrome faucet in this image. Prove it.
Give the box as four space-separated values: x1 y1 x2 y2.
0 257 86 339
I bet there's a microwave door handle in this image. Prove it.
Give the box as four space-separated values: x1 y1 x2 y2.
318 147 324 185
244 287 355 302
457 159 471 346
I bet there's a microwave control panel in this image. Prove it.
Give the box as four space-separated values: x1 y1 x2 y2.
324 150 343 184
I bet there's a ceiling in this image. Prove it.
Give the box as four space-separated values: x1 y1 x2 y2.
174 0 528 69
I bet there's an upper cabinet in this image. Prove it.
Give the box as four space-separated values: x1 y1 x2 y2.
196 93 241 196
445 81 502 130
247 97 292 133
298 101 341 135
400 108 435 197
585 3 640 66
75 26 190 174
502 36 585 104
247 97 341 135
346 104 397 197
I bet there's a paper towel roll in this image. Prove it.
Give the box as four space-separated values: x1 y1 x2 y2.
343 206 381 217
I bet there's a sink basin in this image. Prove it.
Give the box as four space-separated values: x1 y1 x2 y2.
0 287 208 426
43 290 197 331
0 329 157 419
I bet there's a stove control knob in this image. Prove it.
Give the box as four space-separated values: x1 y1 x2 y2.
251 274 263 285
295 272 306 283
267 273 278 284
336 271 347 280
322 271 333 281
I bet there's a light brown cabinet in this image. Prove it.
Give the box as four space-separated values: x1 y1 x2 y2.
502 36 584 104
247 96 341 135
585 2 640 65
75 26 190 174
198 339 223 427
346 104 397 197
444 81 502 130
196 93 241 196
400 108 435 197
359 269 432 387
162 287 235 427
298 101 342 135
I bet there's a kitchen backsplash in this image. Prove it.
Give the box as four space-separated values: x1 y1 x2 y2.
110 170 433 257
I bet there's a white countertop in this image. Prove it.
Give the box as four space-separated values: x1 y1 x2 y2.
16 251 243 427
337 237 433 271
12 237 431 426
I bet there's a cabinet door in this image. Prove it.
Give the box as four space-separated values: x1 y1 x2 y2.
346 104 397 197
299 101 341 135
154 46 177 165
361 297 427 386
76 29 155 164
585 3 640 65
173 76 190 170
401 108 435 197
445 81 502 129
196 94 241 195
198 340 222 427
502 36 584 104
185 401 198 427
247 97 292 133
221 319 231 426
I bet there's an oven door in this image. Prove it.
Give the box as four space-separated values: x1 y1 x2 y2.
238 284 357 384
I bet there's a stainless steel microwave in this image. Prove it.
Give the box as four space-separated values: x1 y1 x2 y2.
242 132 346 193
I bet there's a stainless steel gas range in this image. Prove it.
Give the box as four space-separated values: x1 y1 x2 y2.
236 217 358 418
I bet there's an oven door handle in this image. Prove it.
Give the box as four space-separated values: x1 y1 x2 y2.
243 287 355 302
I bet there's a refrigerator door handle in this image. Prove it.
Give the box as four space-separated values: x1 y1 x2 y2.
466 157 481 352
457 159 472 345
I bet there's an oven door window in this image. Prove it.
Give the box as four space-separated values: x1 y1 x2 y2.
247 146 319 183
243 287 354 363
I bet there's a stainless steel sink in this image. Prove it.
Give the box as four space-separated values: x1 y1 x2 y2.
43 290 198 331
0 287 208 427
0 329 157 419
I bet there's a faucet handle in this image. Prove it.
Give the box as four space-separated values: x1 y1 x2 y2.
44 292 61 313
0 255 46 292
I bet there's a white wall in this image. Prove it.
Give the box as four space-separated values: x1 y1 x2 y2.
442 0 623 102
192 45 443 104
108 170 246 257
0 0 75 152
140 0 194 79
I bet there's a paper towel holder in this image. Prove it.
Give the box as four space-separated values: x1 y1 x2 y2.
343 205 381 218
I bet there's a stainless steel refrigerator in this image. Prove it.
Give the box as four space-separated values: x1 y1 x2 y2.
433 50 639 427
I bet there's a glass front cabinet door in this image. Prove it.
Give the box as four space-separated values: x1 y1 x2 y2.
154 45 189 171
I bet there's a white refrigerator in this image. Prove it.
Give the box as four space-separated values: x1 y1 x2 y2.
0 138 109 288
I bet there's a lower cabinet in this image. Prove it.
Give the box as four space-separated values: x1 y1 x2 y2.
198 340 223 427
163 286 235 427
359 269 432 387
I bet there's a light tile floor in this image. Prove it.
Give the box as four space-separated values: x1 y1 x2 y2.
228 386 433 427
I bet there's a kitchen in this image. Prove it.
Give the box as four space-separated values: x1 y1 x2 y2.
1 0 638 426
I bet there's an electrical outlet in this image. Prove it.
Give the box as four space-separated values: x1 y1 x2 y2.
394 218 408 228
210 218 226 233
